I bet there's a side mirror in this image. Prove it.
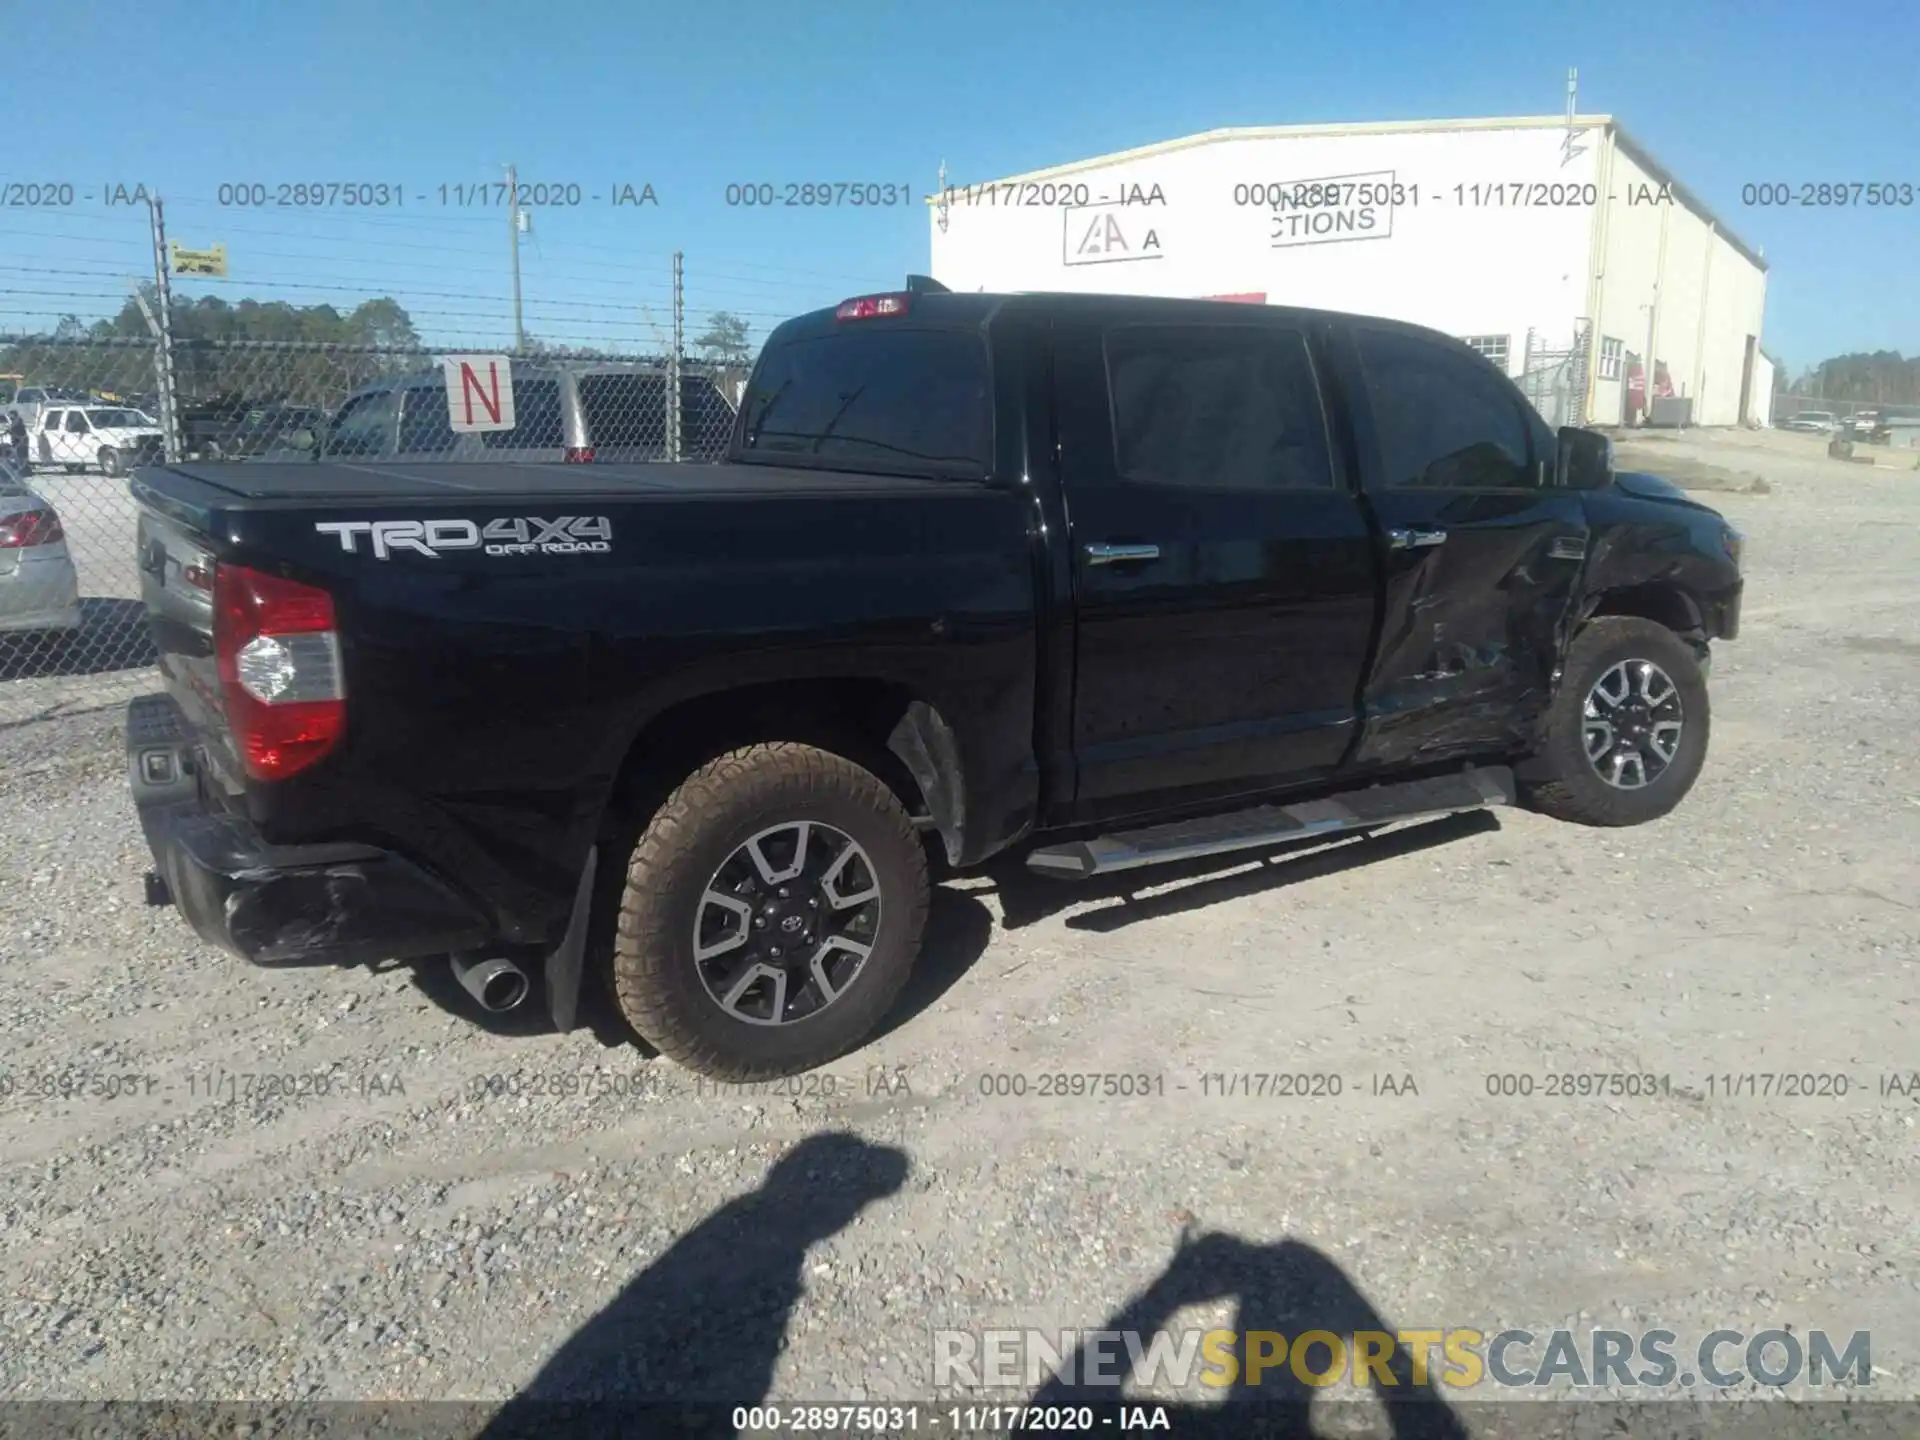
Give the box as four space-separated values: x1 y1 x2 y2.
288 427 317 452
1557 426 1613 490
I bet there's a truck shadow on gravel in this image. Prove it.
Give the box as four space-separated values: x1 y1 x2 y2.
980 810 1502 936
0 598 156 679
403 816 1491 1053
476 1135 1466 1439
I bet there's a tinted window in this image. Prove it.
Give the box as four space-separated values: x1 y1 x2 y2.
324 390 398 456
577 372 666 451
1105 324 1333 490
739 328 990 476
483 378 563 449
397 386 458 454
1356 329 1534 489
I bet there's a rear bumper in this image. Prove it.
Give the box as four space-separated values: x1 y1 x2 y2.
0 552 82 631
128 693 494 966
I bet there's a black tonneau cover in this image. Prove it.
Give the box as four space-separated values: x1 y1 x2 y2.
133 459 971 505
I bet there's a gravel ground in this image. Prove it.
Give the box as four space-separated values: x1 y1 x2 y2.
0 428 1915 1435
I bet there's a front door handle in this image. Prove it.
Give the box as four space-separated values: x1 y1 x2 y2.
1387 527 1447 550
1084 542 1161 565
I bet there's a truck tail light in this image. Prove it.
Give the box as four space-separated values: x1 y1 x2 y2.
564 445 595 463
835 293 910 321
0 508 64 547
213 562 345 781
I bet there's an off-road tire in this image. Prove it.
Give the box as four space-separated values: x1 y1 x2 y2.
1522 616 1710 827
610 741 929 1080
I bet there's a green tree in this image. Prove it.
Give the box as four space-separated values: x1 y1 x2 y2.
692 311 752 365
44 291 429 407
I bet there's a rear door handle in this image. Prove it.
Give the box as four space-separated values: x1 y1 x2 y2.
1387 527 1447 550
1084 542 1161 565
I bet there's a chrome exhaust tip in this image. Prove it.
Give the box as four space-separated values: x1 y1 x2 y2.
450 953 531 1013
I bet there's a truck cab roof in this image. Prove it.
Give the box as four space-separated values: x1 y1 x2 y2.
771 287 1465 350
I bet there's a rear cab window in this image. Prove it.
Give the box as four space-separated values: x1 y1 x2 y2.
324 389 399 456
483 377 564 449
577 372 667 451
735 326 991 479
397 385 458 454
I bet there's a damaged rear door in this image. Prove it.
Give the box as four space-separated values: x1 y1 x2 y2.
1333 322 1590 769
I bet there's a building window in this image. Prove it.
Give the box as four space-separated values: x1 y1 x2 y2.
1460 334 1511 372
1599 336 1624 380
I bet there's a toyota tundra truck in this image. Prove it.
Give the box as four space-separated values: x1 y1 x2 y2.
125 279 1744 1080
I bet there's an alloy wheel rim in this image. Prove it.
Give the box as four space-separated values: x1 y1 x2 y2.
1583 658 1685 790
692 820 882 1026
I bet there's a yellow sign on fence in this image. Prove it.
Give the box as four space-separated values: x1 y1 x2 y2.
168 242 228 277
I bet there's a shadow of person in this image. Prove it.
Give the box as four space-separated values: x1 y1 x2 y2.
478 1132 909 1439
1026 1228 1471 1440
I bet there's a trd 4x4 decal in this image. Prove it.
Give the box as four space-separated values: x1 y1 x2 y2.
315 516 614 559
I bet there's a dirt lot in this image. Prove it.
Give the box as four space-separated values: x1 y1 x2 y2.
0 427 1915 1432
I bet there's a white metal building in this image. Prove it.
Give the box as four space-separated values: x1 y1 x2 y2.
927 115 1770 427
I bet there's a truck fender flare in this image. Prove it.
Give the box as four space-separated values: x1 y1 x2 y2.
887 700 967 867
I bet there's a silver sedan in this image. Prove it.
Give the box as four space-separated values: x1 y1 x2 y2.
0 460 82 637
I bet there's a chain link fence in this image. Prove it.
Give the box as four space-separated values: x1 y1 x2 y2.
1517 322 1592 430
0 334 740 724
1772 391 1920 424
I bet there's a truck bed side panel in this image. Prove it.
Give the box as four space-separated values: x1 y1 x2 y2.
134 467 1037 945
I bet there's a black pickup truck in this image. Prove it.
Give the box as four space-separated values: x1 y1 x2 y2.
126 281 1743 1079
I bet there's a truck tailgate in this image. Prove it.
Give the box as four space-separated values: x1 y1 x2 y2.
134 495 227 778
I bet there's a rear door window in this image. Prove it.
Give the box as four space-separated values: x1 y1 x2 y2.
1103 323 1334 490
482 377 563 449
738 328 990 478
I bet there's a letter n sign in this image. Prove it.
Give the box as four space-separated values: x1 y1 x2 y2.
442 355 517 433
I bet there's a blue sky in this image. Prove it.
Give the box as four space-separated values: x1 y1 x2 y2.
5 0 1916 378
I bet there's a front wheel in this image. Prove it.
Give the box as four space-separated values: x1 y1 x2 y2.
99 446 123 477
1521 616 1711 827
610 741 930 1080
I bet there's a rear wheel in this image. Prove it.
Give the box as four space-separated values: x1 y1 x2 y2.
1521 616 1710 827
610 742 929 1080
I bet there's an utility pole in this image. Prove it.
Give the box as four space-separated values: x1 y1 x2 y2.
667 251 684 462
146 194 183 463
506 162 525 352
1561 68 1585 167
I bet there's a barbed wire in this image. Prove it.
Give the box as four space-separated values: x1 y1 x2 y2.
0 192 931 722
